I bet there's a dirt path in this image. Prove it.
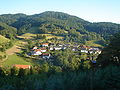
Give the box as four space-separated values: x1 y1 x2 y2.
5 45 21 55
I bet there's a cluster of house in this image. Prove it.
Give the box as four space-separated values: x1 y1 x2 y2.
31 43 51 59
30 43 102 59
79 45 101 54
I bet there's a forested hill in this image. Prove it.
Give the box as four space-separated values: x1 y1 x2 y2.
0 11 120 43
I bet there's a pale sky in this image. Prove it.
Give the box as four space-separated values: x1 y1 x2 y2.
0 0 120 23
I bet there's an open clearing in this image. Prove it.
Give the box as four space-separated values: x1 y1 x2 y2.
17 33 64 40
85 40 103 47
1 40 32 67
41 34 64 39
17 33 36 39
5 45 21 55
5 40 27 55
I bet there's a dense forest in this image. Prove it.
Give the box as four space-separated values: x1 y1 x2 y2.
0 11 120 90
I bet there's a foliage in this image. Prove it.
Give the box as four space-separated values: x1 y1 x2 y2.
97 32 120 67
0 66 119 90
0 22 17 40
84 22 120 40
52 49 81 71
0 35 13 52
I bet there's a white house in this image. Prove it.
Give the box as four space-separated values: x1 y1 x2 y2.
31 49 42 55
80 48 88 53
42 43 49 47
40 48 47 52
54 47 62 50
62 46 67 50
58 44 63 47
89 50 94 54
49 47 54 50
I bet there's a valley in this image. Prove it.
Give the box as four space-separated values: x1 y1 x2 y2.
0 11 120 90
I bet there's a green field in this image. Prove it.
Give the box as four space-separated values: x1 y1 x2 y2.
41 34 64 39
17 33 64 40
85 40 103 47
17 33 36 39
1 54 32 67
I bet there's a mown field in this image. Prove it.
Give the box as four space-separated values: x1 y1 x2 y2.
17 33 36 39
17 33 64 40
41 34 64 39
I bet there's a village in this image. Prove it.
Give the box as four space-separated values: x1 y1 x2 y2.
29 42 102 60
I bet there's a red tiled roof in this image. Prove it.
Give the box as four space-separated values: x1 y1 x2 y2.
34 49 41 52
14 65 31 69
42 53 50 56
40 48 46 50
42 43 49 45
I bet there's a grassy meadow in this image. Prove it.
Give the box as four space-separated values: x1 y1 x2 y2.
1 54 32 67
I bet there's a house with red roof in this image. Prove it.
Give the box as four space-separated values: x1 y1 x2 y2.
31 49 42 55
40 48 47 52
14 65 31 69
42 43 49 47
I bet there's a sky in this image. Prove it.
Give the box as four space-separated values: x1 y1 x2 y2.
0 0 120 23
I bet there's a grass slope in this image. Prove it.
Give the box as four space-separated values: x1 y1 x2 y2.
85 40 103 47
41 34 64 39
1 54 32 67
17 33 64 40
17 33 36 39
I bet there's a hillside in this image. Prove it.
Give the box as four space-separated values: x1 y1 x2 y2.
0 11 120 44
0 22 17 40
